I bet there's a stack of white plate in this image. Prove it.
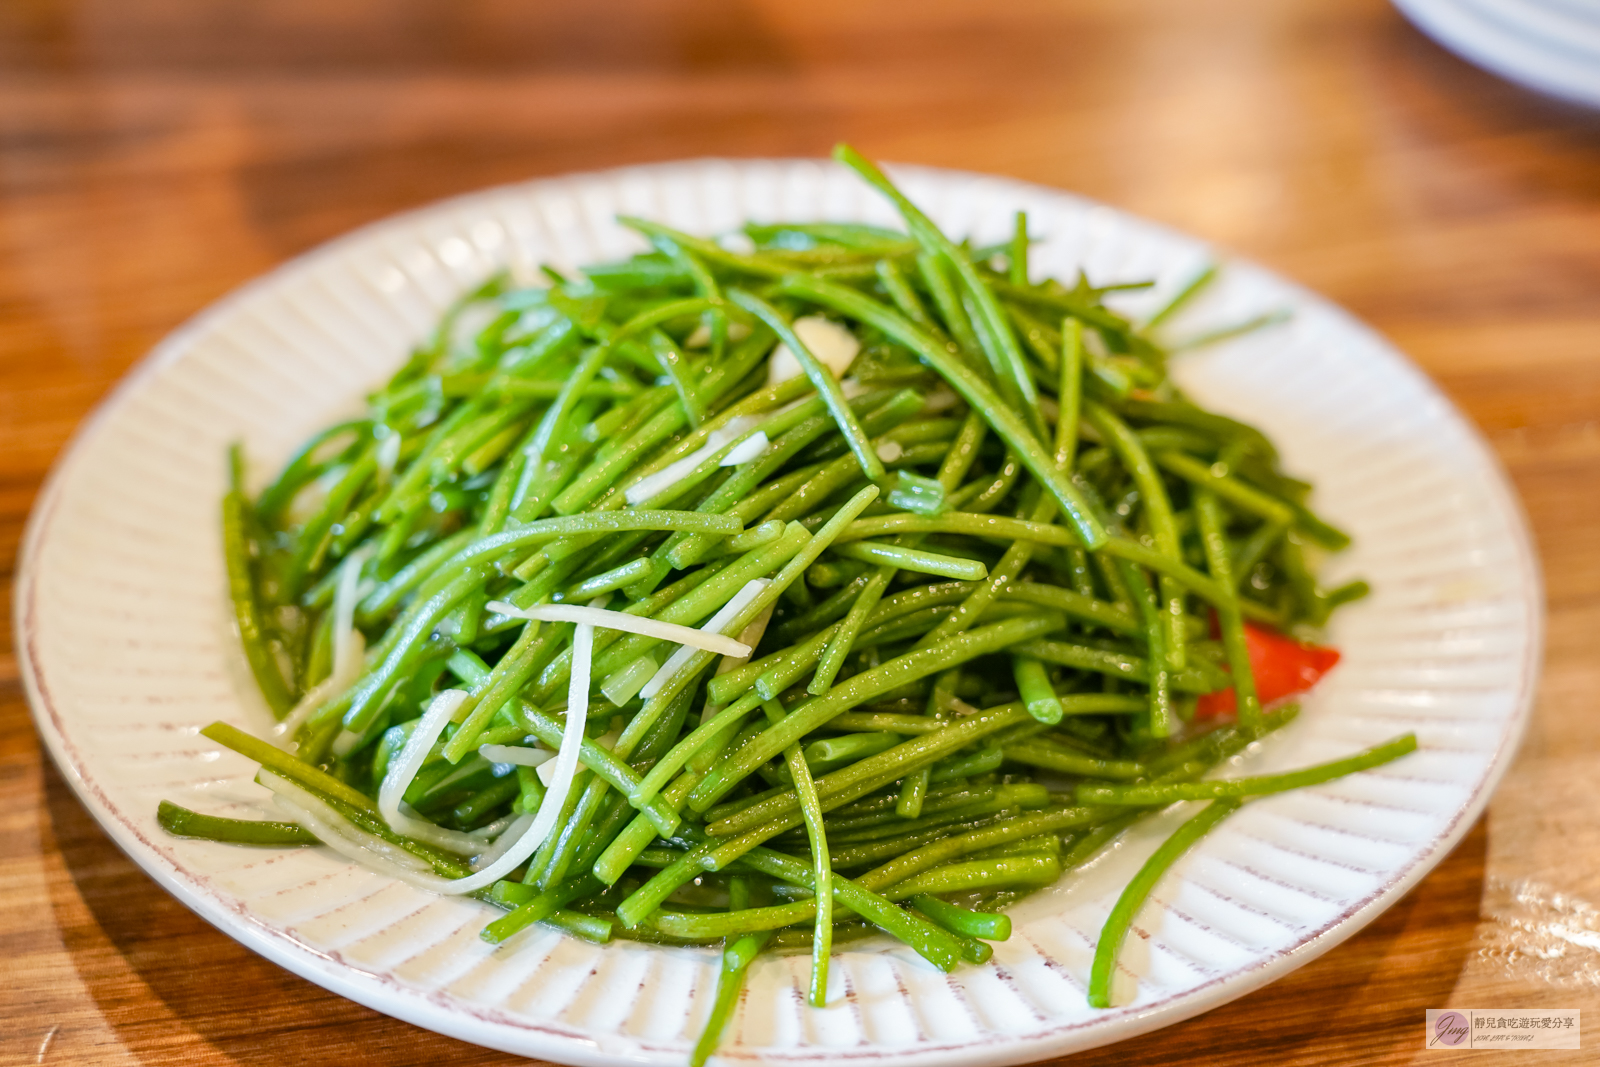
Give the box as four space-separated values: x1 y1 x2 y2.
1395 0 1600 107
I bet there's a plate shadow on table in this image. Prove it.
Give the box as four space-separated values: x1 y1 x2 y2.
43 754 1487 1067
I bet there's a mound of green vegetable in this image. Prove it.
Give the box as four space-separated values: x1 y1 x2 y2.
164 144 1402 1062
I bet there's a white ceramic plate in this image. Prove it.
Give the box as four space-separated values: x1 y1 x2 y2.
18 160 1541 1066
1394 0 1600 109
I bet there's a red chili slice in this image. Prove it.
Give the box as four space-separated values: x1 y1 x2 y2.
1195 621 1340 720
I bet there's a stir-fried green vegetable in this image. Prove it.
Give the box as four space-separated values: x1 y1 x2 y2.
169 145 1402 1058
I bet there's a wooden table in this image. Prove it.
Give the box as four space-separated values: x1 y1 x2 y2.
4 0 1598 1063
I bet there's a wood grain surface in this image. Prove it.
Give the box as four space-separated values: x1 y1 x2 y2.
3 1 1599 1064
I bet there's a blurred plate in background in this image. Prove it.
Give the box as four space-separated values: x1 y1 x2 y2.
1396 0 1600 108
